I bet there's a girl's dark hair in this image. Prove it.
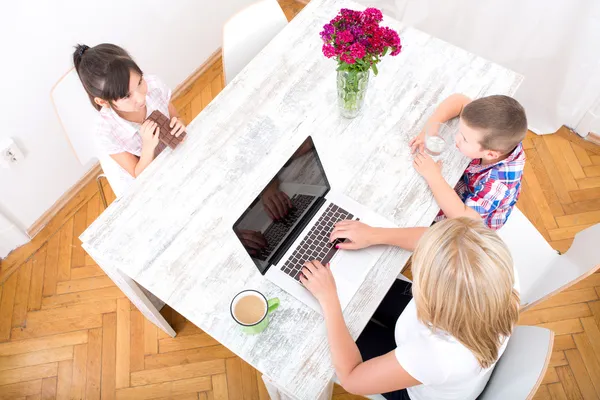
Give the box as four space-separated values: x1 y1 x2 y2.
73 43 143 111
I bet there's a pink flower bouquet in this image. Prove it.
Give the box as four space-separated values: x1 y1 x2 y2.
321 7 401 75
321 8 402 117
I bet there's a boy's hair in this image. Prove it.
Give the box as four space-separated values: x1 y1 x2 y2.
411 217 520 369
73 43 143 111
461 95 527 154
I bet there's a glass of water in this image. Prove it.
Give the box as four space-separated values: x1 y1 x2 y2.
425 122 452 158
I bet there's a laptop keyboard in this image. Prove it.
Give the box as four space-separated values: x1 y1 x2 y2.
255 194 316 261
282 203 353 281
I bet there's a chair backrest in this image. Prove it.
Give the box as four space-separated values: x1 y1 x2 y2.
223 0 288 84
497 207 558 304
524 221 600 310
96 155 134 198
478 326 553 400
51 68 101 165
497 207 600 310
51 69 133 198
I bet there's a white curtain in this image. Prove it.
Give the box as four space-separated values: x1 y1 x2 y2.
359 0 600 136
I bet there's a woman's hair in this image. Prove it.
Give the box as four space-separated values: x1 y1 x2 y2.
411 218 520 369
73 43 143 111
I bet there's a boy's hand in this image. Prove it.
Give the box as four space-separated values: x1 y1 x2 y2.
414 151 442 182
408 130 426 154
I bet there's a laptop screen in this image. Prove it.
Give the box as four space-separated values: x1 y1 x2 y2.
232 136 330 274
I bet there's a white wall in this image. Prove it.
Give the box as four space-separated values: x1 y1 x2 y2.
0 0 254 236
364 0 600 136
0 210 29 258
575 95 600 137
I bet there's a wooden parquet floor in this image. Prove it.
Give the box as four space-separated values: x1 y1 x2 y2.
1 1 600 398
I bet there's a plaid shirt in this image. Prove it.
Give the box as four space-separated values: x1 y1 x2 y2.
435 143 526 230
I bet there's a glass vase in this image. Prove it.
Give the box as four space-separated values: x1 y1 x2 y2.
336 69 370 118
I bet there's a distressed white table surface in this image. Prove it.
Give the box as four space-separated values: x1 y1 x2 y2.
81 0 522 398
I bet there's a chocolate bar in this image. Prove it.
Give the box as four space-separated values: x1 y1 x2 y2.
145 110 186 149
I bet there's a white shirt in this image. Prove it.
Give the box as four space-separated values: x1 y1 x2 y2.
94 74 171 197
393 265 520 400
394 300 508 400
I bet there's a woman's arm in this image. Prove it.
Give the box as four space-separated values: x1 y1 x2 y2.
330 220 427 251
300 261 421 396
320 293 421 395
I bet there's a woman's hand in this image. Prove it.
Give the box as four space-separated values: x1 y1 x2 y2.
169 117 186 138
261 181 292 220
300 260 338 305
140 120 160 154
330 220 377 250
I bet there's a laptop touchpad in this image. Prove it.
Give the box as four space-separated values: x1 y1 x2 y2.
330 248 378 285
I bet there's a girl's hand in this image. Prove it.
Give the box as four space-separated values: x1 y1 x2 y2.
413 151 442 182
140 120 160 153
300 260 338 305
170 117 186 138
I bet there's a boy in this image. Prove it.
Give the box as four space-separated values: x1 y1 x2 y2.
329 94 527 250
411 93 527 229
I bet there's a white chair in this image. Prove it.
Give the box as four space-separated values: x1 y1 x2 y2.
497 207 600 311
479 326 554 400
51 69 133 207
51 69 170 324
222 0 288 84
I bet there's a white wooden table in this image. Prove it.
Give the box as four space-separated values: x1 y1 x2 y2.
80 0 522 398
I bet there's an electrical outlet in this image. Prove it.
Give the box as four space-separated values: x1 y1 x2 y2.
0 138 24 168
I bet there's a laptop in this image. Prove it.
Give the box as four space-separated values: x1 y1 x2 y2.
233 136 394 313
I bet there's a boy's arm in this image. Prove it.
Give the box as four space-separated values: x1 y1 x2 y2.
429 93 472 124
423 172 481 220
410 94 472 154
413 153 481 220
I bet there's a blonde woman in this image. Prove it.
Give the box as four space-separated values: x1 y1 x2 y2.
300 218 520 400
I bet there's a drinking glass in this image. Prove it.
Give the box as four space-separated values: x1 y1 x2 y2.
425 122 452 159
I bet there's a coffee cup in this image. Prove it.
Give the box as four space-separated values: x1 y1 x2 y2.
230 290 280 334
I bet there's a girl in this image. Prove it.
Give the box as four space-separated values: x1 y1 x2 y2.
73 43 186 193
301 218 520 400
